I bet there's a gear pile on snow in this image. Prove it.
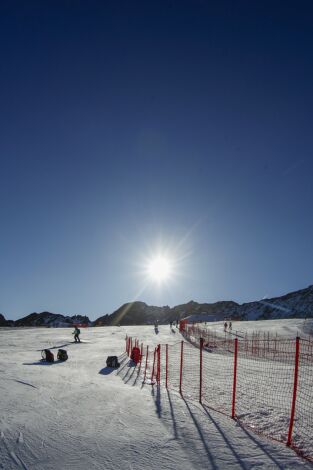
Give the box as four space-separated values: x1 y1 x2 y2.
57 349 68 361
106 356 120 368
41 349 54 362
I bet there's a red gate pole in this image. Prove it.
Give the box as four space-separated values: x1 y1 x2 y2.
151 347 157 383
199 337 203 403
179 341 184 395
232 338 238 419
157 345 161 385
140 342 143 367
143 345 149 383
287 337 300 447
166 344 168 389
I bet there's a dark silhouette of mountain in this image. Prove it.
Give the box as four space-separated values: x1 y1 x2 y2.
14 312 91 327
0 313 14 327
94 285 313 326
94 301 171 326
2 284 313 327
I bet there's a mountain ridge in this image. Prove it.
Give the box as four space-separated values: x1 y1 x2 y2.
1 284 312 327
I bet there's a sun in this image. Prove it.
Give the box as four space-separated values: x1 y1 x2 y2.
147 256 172 282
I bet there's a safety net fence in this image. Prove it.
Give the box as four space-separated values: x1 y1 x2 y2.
125 325 313 462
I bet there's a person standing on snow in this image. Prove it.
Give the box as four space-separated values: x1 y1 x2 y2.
224 321 228 332
73 326 81 343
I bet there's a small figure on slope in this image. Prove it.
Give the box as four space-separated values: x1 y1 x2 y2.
73 326 81 343
224 321 228 332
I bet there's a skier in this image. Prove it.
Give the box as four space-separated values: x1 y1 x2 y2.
224 321 228 332
73 326 81 343
229 321 232 330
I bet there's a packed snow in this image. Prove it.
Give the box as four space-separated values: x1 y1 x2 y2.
0 321 312 469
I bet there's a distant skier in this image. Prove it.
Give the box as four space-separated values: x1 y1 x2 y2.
229 321 232 330
73 326 81 343
224 322 228 332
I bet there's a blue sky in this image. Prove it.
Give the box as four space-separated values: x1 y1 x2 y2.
1 1 313 320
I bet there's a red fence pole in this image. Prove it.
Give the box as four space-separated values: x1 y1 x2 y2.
199 337 203 403
151 347 156 383
143 345 149 383
166 344 168 389
232 338 238 419
157 345 161 385
140 342 143 367
179 341 184 395
287 337 300 447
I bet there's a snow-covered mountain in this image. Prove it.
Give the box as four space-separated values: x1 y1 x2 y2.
2 284 313 326
237 284 313 321
97 285 313 325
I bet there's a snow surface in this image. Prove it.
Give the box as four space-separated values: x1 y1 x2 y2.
1 322 312 469
198 318 313 339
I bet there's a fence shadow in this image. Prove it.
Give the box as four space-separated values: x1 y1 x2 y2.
151 384 162 418
232 417 287 470
149 388 292 470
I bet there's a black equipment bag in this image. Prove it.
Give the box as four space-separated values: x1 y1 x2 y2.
41 349 54 362
57 349 68 361
106 356 120 368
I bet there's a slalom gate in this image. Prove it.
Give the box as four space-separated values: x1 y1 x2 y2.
125 324 313 462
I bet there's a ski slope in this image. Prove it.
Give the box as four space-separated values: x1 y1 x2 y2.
197 318 313 339
0 322 312 469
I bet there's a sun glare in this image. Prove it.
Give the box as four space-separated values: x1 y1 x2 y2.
147 256 171 282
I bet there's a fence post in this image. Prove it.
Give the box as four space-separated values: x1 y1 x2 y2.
287 337 300 447
157 345 161 385
125 335 128 353
143 345 149 383
166 344 168 389
179 341 184 395
232 338 238 419
151 347 157 383
200 337 203 403
139 342 143 368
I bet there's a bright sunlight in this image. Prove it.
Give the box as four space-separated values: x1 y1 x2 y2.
147 256 172 282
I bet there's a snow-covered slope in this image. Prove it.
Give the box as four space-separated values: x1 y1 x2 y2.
198 318 313 339
1 322 312 469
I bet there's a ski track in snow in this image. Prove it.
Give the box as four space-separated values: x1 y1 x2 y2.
0 322 313 469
